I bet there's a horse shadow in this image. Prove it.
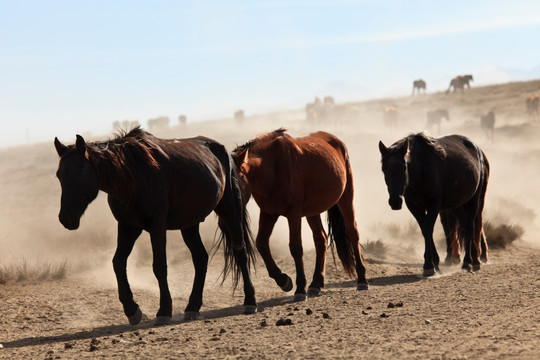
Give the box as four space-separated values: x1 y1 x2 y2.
2 295 297 349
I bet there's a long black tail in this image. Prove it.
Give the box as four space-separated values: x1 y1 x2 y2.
327 204 356 277
211 143 255 290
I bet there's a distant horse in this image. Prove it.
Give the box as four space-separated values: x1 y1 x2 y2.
526 95 539 122
383 106 398 129
426 109 449 135
480 111 495 141
412 79 426 95
234 110 245 124
147 116 170 130
232 129 368 301
178 114 187 126
446 74 473 94
54 127 257 325
378 133 489 275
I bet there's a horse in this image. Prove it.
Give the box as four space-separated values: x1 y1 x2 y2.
446 74 473 94
232 129 368 301
147 116 170 130
480 111 495 142
234 110 245 124
526 95 539 122
378 132 489 275
426 109 449 135
54 127 257 325
412 79 426 95
383 106 398 130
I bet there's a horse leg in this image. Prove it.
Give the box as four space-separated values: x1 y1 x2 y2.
408 203 440 276
287 216 307 301
149 223 173 325
480 229 488 263
112 222 143 325
181 225 208 321
440 211 460 265
256 212 292 292
306 215 327 297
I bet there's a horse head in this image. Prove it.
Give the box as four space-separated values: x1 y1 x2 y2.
231 146 255 205
54 135 99 230
379 139 409 210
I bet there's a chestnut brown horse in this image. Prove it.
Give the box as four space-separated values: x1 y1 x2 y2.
54 127 257 325
379 133 489 275
232 129 368 301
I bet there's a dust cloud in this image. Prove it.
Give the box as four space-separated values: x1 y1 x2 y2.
1 80 539 293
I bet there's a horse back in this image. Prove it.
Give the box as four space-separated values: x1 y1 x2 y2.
112 136 227 230
248 131 349 216
435 135 487 208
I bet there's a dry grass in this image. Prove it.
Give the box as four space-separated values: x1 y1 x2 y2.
362 239 389 258
0 260 68 284
484 221 524 249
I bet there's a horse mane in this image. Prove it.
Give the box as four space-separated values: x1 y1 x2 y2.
85 126 165 200
409 132 447 159
233 128 287 154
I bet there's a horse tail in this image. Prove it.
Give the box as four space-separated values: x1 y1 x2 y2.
210 143 256 290
475 150 490 259
327 204 356 278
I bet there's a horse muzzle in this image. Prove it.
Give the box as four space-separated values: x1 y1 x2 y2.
59 213 80 230
388 196 403 210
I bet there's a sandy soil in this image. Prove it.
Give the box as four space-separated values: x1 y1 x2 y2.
1 80 540 359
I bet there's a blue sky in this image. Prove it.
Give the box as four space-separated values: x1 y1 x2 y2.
1 0 540 147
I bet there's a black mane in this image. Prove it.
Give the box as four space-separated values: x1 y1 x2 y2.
85 126 165 201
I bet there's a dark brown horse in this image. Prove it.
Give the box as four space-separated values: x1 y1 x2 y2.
379 133 489 275
412 79 426 95
232 129 368 301
54 127 257 325
480 111 496 142
426 108 449 135
526 95 539 122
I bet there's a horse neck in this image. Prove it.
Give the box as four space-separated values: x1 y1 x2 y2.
87 148 135 199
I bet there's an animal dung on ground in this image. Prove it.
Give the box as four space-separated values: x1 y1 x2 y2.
276 318 293 326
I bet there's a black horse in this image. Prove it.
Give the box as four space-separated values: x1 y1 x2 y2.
426 109 449 135
54 127 257 325
378 133 489 275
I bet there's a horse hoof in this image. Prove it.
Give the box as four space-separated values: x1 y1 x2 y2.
183 311 199 321
154 316 172 326
128 307 144 326
356 283 369 291
307 287 320 297
279 275 293 292
472 264 481 271
243 305 257 315
423 268 436 277
293 293 307 302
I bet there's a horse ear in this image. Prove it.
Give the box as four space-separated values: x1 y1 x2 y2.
378 141 388 156
75 134 87 158
54 137 68 157
242 148 249 165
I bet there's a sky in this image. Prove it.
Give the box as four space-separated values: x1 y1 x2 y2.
1 0 540 148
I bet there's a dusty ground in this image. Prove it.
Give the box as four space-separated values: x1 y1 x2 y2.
1 80 540 359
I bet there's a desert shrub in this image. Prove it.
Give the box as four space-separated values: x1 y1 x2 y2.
484 221 524 249
362 239 389 258
0 260 68 283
